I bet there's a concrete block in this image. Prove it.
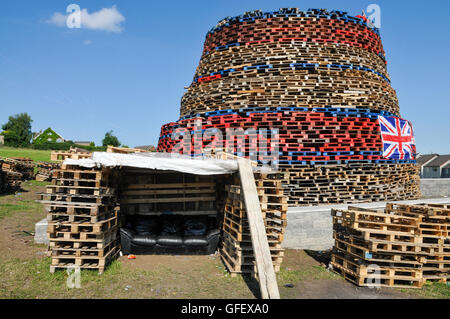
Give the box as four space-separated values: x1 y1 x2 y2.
421 179 450 198
34 218 48 245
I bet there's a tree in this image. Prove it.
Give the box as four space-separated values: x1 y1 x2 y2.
102 130 120 147
1 113 33 147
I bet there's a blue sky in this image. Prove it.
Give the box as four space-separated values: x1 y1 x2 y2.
0 0 449 153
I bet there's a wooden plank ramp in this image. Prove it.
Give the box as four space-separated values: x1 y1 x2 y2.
238 158 280 299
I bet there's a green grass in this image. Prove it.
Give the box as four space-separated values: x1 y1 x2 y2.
277 264 338 285
0 146 52 162
0 257 252 299
401 281 450 299
0 258 135 298
24 180 51 187
0 200 43 219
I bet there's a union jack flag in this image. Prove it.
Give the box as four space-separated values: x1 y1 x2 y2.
378 116 416 160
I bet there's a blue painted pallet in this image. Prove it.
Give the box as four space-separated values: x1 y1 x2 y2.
205 9 380 38
178 107 398 121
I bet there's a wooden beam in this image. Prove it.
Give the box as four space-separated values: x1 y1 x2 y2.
238 158 280 299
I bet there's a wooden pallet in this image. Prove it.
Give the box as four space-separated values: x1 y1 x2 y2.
331 252 424 288
49 238 119 258
120 170 218 212
333 238 422 267
220 247 281 277
39 193 116 205
332 203 450 286
47 214 118 234
50 151 92 162
43 164 121 274
45 185 115 196
219 170 287 279
48 225 118 241
50 245 120 274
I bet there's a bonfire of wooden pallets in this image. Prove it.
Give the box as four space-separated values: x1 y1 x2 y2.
281 163 421 206
39 164 121 274
331 203 450 288
156 8 421 207
220 171 288 276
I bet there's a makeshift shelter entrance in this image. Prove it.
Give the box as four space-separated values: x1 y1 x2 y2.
40 152 286 299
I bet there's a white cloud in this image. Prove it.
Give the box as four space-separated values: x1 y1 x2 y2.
83 40 92 45
47 12 66 27
47 5 125 33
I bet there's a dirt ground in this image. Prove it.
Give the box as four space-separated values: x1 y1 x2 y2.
0 182 447 299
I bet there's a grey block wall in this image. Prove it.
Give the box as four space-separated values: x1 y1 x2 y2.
421 178 450 198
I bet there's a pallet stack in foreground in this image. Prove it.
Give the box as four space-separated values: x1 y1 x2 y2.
331 203 450 288
220 171 288 276
39 164 120 274
387 203 450 283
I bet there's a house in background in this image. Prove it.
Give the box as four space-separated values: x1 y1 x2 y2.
419 154 450 178
0 135 4 145
32 128 66 144
442 162 450 178
416 154 439 177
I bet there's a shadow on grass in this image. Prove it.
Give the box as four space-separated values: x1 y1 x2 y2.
304 249 332 266
242 274 261 299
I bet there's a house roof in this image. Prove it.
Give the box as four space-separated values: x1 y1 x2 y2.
33 128 64 141
424 155 450 167
416 154 439 166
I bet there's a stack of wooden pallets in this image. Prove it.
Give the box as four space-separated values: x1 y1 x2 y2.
1 157 35 179
386 203 450 283
39 164 120 274
119 168 218 215
35 161 61 182
0 157 35 193
280 163 420 206
50 150 92 162
331 203 450 288
3 170 22 193
220 171 288 276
